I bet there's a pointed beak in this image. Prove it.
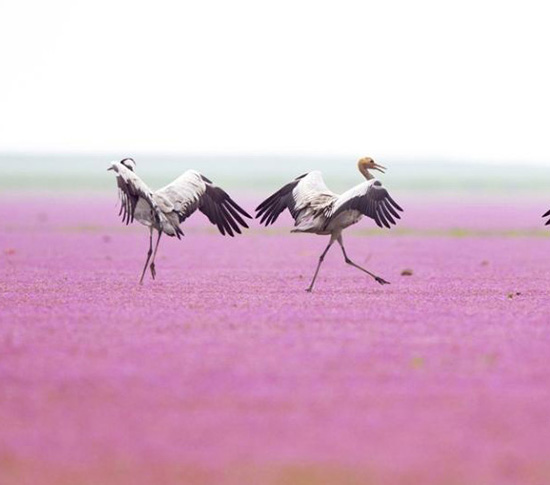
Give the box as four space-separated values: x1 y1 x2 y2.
107 166 114 171
373 163 386 174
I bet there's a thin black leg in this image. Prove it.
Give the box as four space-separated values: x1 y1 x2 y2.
337 235 390 285
139 228 154 285
149 231 162 280
306 237 335 292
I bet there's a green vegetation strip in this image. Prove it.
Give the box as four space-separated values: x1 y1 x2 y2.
2 225 550 238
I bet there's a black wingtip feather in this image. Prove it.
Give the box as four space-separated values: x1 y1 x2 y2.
376 207 391 228
383 200 401 220
199 183 251 237
224 202 249 228
387 195 403 212
220 204 240 235
226 196 252 219
380 204 396 225
255 175 306 225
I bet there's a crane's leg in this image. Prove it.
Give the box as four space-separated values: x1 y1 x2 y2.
337 235 390 285
139 228 154 285
149 230 162 280
306 236 336 292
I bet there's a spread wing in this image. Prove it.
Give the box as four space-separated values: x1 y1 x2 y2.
255 171 337 226
155 170 251 237
543 208 550 226
111 163 161 225
330 179 403 229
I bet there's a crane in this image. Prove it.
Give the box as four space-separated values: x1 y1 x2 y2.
108 158 251 284
256 157 403 292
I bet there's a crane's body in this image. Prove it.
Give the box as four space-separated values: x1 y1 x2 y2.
256 158 403 292
108 158 251 284
287 175 378 235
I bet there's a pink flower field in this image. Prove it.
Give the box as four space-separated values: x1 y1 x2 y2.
1 195 550 484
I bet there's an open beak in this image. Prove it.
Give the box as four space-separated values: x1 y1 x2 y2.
373 163 386 174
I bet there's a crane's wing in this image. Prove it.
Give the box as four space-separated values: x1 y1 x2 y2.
155 170 251 237
111 163 161 225
255 171 336 226
329 179 403 229
543 208 550 226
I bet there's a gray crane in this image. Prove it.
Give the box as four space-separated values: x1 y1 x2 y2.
256 157 403 292
108 158 251 284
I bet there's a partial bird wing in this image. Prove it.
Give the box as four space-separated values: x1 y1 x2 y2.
112 163 161 225
256 171 337 226
543 208 550 225
155 170 251 237
329 179 403 229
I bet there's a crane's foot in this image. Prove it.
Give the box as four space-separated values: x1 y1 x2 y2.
375 276 390 285
305 287 313 293
150 263 156 280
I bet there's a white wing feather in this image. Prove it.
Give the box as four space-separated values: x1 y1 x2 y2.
111 162 162 225
330 179 403 228
255 171 337 228
331 180 372 214
156 169 252 236
155 170 206 220
292 171 337 214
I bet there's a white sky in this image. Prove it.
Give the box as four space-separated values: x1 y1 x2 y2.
0 0 549 163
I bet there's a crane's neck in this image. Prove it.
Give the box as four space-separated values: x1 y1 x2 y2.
360 167 374 181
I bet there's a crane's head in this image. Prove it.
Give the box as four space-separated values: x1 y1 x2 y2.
120 158 136 172
358 157 386 177
107 157 137 172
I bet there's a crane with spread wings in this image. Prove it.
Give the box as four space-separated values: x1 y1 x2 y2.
108 158 251 284
256 157 403 292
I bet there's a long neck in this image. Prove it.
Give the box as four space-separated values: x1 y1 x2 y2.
361 167 374 181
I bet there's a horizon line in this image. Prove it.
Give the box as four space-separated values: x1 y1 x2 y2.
0 151 548 166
